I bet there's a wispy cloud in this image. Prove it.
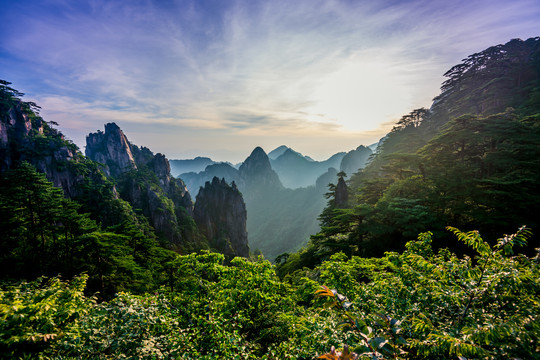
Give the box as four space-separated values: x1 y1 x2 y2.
1 0 539 161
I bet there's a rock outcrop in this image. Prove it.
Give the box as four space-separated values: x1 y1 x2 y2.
86 123 195 247
0 96 91 198
85 123 136 177
193 177 249 258
334 176 349 208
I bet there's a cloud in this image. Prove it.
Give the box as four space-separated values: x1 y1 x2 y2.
1 0 539 161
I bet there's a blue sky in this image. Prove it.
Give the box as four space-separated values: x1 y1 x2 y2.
1 0 539 162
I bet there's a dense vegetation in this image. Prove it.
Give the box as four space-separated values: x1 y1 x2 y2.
1 37 540 358
1 227 538 359
0 162 177 299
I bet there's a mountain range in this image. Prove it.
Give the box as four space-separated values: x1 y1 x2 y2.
167 143 375 260
3 36 538 278
2 35 539 360
173 144 374 193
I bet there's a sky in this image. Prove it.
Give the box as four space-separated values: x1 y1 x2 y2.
1 0 539 163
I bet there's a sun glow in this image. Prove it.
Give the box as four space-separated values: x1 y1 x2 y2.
308 58 412 132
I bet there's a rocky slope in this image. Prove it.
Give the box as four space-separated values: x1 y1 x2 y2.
86 123 197 247
85 123 249 255
0 85 105 199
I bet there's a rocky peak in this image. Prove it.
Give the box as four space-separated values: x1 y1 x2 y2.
0 97 87 197
86 123 197 248
239 147 282 190
334 176 349 208
85 123 137 177
193 177 249 258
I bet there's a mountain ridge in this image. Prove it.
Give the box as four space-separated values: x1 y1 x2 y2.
85 122 249 256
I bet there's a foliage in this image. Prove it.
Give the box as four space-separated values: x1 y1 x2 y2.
2 228 537 359
0 274 92 358
0 162 178 299
315 228 540 359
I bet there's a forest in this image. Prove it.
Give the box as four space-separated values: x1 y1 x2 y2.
1 37 540 359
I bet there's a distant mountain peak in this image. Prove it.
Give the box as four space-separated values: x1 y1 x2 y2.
268 145 290 160
281 147 304 158
250 146 267 156
239 147 282 190
240 147 271 173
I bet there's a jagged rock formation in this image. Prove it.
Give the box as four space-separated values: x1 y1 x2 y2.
193 177 249 258
0 93 99 198
334 176 348 208
86 123 196 247
86 123 136 177
85 123 251 257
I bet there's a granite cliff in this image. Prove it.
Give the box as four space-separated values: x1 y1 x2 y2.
0 84 105 199
193 177 249 258
85 123 249 255
86 123 197 248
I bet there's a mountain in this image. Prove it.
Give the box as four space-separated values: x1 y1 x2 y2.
85 123 197 248
169 157 216 177
173 144 371 260
239 147 337 260
0 85 104 199
339 145 372 176
238 146 282 193
267 145 290 160
193 177 249 258
174 145 335 260
270 148 346 188
85 123 251 255
180 162 243 195
1 82 195 296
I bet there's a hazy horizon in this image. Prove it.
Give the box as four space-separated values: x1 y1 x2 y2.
1 0 539 163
